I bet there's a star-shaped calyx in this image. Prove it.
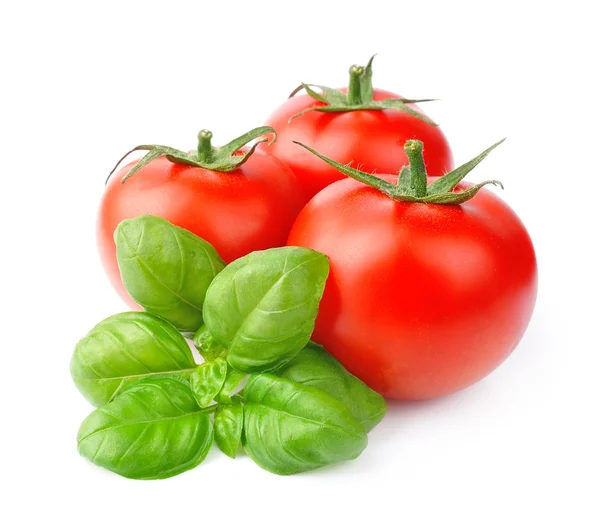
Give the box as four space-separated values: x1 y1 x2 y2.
288 56 437 124
293 138 505 205
106 126 276 184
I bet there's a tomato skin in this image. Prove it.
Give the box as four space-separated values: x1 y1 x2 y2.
264 89 454 202
287 176 537 400
98 151 303 306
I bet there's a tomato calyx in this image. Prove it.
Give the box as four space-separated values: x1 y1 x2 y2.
293 139 505 205
288 55 437 125
106 126 277 184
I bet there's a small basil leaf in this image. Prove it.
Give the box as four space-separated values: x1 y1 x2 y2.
215 367 247 404
190 357 228 408
275 342 386 432
214 400 244 459
77 377 213 480
243 374 367 475
115 215 226 332
193 325 227 361
70 312 196 407
203 246 330 372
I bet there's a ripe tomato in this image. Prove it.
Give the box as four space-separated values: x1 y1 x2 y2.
288 141 537 400
263 58 453 202
98 128 303 306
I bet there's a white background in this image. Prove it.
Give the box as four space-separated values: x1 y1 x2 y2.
1 1 598 524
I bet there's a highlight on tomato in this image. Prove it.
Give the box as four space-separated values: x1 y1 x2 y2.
287 139 537 400
262 56 454 202
99 127 303 306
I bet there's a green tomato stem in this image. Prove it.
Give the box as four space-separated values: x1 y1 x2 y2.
197 130 214 163
405 140 428 197
347 65 365 105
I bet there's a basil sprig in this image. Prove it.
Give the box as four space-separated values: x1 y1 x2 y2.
73 217 386 479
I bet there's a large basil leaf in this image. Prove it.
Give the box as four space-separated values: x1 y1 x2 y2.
214 399 243 459
70 312 196 406
243 374 367 475
203 247 330 372
77 377 213 480
115 215 225 332
275 342 386 432
190 357 228 408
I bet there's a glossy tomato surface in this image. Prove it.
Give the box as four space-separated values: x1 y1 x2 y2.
264 89 454 202
99 151 303 306
287 176 537 400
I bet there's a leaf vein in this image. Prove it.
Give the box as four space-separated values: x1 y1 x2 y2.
228 254 323 351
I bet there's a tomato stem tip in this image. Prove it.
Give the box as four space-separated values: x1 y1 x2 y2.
197 129 214 163
349 65 365 76
404 140 428 197
347 65 365 105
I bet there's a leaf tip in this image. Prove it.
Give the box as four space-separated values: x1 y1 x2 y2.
288 83 307 99
119 169 135 184
288 108 312 122
263 127 277 146
113 214 152 247
365 53 377 69
292 140 311 153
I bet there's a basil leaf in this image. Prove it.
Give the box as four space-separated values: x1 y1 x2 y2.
190 357 228 408
243 374 367 475
275 342 386 432
77 377 213 480
115 215 225 332
215 367 246 404
203 247 330 372
70 312 196 407
214 399 243 459
193 325 227 361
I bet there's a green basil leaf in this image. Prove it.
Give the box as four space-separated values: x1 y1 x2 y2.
193 325 227 361
215 367 246 404
190 357 228 407
70 312 196 407
77 377 213 480
203 247 330 372
243 374 367 475
115 215 226 332
214 399 243 458
275 342 386 432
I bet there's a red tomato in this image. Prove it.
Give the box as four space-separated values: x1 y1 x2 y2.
99 150 303 306
264 88 454 202
288 175 537 400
